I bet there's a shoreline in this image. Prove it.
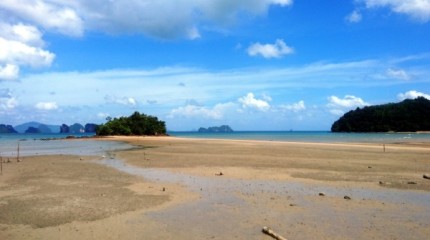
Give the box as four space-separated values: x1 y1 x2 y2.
105 135 430 151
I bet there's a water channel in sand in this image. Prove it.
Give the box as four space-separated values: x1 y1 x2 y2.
98 157 430 239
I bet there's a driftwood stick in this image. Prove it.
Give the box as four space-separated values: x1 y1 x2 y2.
262 226 287 240
17 142 20 162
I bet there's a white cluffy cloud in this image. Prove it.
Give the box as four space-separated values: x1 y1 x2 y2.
0 37 55 68
0 64 19 81
327 95 370 115
398 90 430 100
0 22 55 81
0 0 84 36
0 22 45 47
360 0 430 22
247 39 294 59
238 92 271 111
35 101 58 110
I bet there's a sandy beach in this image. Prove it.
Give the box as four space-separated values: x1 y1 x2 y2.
1 136 430 239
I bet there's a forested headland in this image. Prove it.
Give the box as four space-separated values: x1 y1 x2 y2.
331 97 430 132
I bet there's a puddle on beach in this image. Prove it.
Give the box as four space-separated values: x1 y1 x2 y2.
99 158 430 239
99 158 430 205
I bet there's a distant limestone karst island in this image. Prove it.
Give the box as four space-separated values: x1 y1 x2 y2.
0 122 99 134
331 97 430 132
198 125 234 133
0 112 167 136
0 124 17 133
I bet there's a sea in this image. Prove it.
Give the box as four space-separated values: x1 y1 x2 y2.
1 131 429 157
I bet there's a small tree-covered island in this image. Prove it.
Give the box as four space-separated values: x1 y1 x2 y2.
331 97 430 132
96 111 166 136
198 125 234 133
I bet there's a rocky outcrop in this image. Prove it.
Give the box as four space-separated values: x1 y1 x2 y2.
60 124 70 133
84 123 98 133
69 123 85 134
0 124 17 133
25 127 40 133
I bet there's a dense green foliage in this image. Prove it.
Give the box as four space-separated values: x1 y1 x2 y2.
96 111 166 136
331 97 430 132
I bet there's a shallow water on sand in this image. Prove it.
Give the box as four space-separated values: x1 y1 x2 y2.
99 158 430 239
0 138 132 157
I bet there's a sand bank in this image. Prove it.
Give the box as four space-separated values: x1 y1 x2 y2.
1 136 429 239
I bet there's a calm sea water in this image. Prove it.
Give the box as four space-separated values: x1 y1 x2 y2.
1 131 429 157
0 133 131 157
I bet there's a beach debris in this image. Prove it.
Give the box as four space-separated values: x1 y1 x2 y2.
318 192 325 196
162 187 166 192
423 174 430 180
344 196 351 200
407 181 417 185
368 166 372 169
17 142 20 163
379 181 384 185
215 171 224 176
262 226 287 240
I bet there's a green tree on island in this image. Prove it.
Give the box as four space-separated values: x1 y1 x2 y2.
96 111 166 136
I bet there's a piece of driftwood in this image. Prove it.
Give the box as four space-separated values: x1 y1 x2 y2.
423 174 430 180
17 142 20 162
262 226 287 240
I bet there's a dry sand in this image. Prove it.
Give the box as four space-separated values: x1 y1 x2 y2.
1 136 430 239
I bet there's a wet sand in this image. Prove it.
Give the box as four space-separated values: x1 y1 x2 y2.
1 136 430 239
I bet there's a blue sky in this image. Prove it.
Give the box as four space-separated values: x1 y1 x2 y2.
1 0 430 131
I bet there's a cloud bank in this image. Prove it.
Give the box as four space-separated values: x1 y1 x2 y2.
0 0 293 80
